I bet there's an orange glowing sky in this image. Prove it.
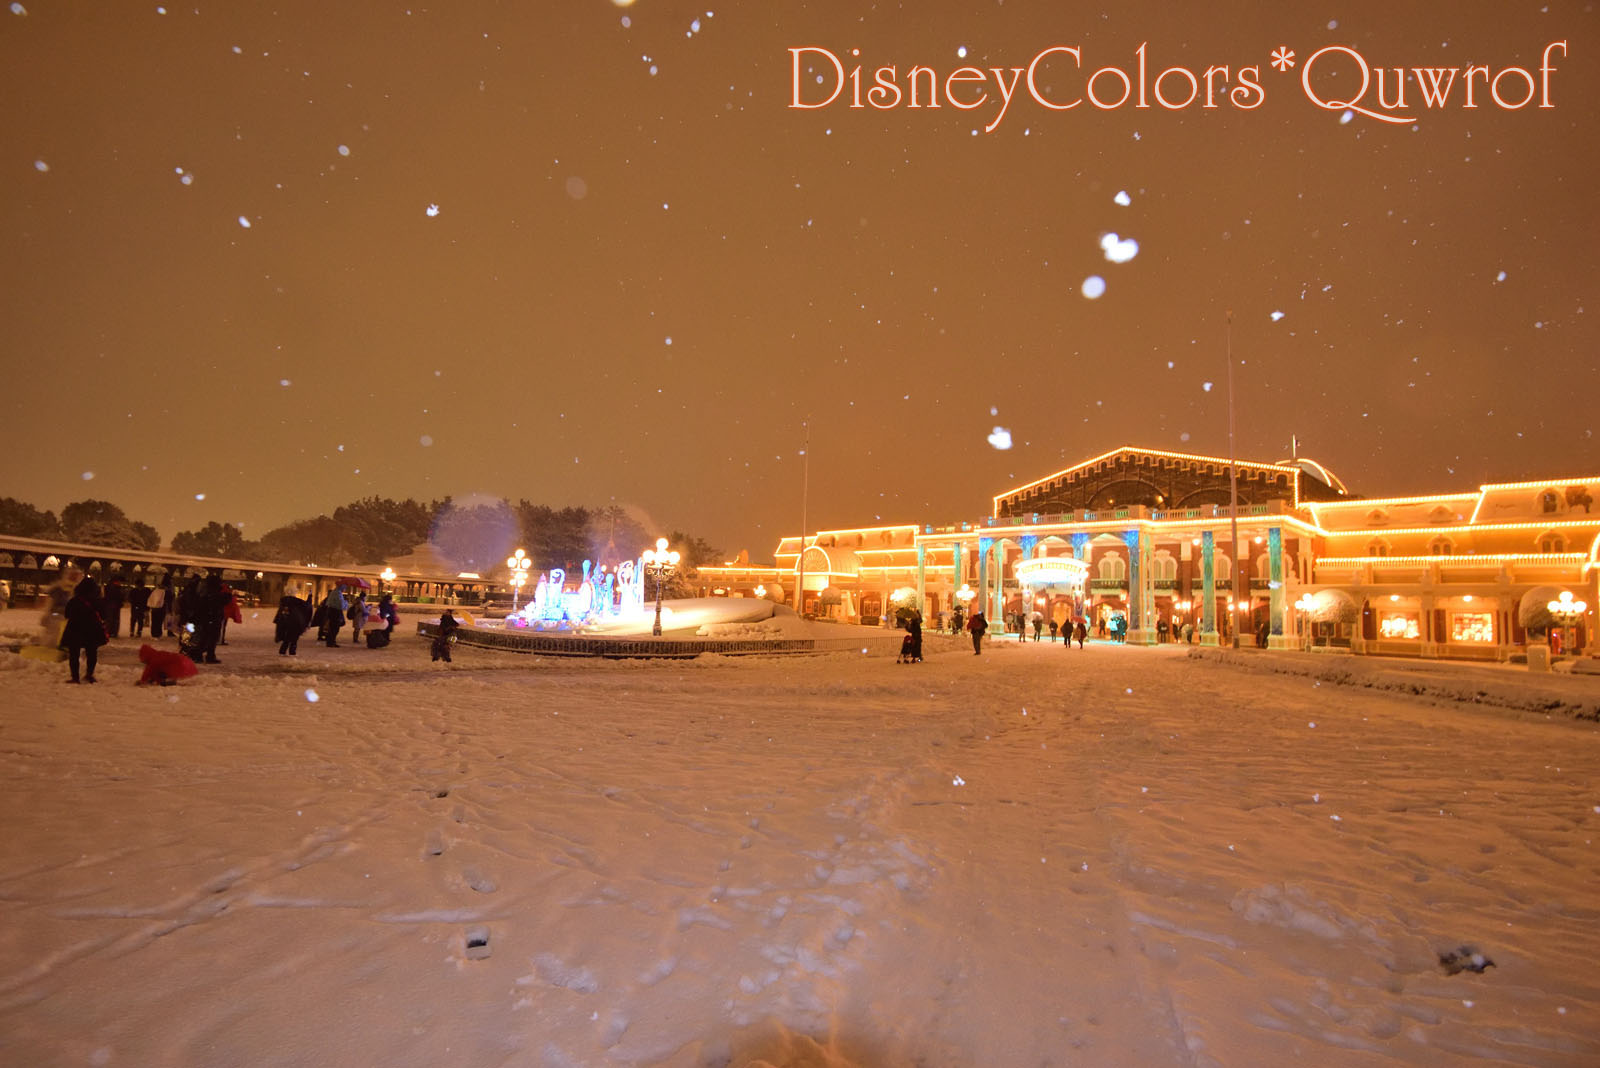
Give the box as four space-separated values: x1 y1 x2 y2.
2 2 1595 558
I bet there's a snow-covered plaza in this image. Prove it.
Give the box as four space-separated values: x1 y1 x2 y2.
2 614 1597 1067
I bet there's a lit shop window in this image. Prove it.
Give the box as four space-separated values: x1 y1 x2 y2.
1451 613 1495 643
1380 613 1420 640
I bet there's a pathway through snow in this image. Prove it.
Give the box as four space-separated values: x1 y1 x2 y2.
1 616 1597 1066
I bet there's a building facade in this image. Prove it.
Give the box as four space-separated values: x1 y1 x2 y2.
695 445 1598 661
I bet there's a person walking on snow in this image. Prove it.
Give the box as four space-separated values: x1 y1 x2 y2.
431 609 460 662
966 609 987 655
60 576 109 684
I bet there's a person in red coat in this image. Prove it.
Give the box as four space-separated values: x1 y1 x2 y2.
965 610 987 655
137 643 198 686
59 576 109 683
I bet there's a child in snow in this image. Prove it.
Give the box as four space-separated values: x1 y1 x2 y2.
137 643 198 686
431 610 460 663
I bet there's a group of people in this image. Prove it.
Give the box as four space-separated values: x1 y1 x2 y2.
34 568 422 683
954 608 1090 656
42 569 243 683
273 585 400 655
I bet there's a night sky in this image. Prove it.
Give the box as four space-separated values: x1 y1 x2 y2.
3 1 1596 560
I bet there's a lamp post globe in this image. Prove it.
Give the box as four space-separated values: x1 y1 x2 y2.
642 537 680 637
1546 591 1587 655
507 549 531 613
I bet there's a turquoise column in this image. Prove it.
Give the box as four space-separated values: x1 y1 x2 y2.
977 537 992 626
951 541 963 591
915 542 926 619
1268 526 1285 644
1071 533 1091 624
1201 530 1217 643
1124 529 1154 644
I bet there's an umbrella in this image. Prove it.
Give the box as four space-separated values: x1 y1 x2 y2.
339 577 373 589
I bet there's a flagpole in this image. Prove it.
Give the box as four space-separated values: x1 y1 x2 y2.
1227 310 1241 650
796 418 810 617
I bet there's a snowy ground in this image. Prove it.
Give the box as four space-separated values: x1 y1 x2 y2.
2 609 1598 1067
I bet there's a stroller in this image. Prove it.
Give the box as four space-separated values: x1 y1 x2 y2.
896 632 916 663
366 626 392 649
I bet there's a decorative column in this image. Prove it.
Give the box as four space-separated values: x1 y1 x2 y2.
1071 532 1091 624
1266 527 1290 649
1420 592 1438 658
977 537 992 628
1125 529 1155 645
1200 530 1218 646
915 543 927 618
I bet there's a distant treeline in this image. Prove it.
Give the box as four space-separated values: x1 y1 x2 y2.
0 496 719 577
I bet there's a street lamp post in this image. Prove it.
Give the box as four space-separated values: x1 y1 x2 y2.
642 537 680 637
380 566 396 597
1546 590 1587 656
506 549 531 613
1295 592 1316 651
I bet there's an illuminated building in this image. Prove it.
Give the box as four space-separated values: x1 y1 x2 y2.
697 445 1598 661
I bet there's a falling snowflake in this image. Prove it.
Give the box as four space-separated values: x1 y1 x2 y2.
1270 310 1285 321
194 493 206 501
419 434 434 446
1081 275 1106 299
1202 381 1214 392
337 144 350 156
237 215 251 228
81 471 94 481
1100 233 1139 263
10 3 27 15
305 689 319 703
425 203 440 217
33 159 48 172
1114 190 1131 206
952 774 966 786
987 427 1013 450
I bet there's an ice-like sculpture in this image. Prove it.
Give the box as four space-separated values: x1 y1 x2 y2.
509 555 650 631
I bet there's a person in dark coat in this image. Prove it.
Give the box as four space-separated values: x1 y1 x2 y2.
966 609 987 655
102 577 126 638
906 610 923 663
274 584 313 656
195 573 227 664
60 576 109 683
366 593 400 648
377 593 399 633
128 579 151 638
1074 619 1087 649
431 610 460 662
320 587 348 647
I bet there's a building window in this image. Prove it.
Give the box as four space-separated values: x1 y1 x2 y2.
1540 491 1560 514
1366 509 1389 525
1151 551 1177 582
1097 553 1127 582
1451 613 1495 643
1380 613 1420 640
1428 537 1453 556
1539 532 1567 553
1367 540 1389 557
